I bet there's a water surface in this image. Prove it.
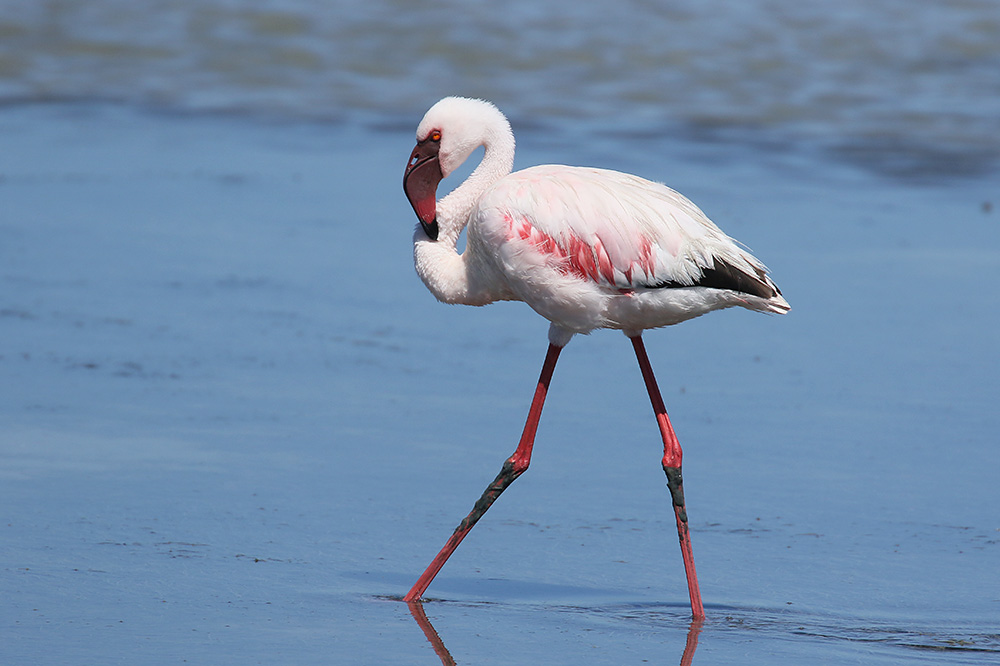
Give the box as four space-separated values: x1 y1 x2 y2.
2 0 999 179
1 2 998 663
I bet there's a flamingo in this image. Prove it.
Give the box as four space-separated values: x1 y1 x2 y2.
401 97 789 618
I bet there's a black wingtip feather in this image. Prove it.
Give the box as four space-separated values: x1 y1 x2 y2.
697 257 779 299
649 257 779 299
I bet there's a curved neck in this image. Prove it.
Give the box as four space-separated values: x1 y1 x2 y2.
437 129 514 244
413 129 515 306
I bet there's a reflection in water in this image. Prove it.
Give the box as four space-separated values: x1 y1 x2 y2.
406 600 704 665
680 617 704 666
407 602 456 666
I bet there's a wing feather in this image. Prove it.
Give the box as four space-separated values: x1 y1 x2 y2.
476 165 780 299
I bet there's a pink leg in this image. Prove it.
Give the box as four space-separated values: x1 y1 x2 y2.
630 334 705 620
403 343 562 602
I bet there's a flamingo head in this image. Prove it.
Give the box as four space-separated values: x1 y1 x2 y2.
404 97 512 241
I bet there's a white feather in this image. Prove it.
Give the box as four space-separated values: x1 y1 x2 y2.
409 97 789 342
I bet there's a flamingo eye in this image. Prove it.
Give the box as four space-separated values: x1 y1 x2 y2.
429 130 442 142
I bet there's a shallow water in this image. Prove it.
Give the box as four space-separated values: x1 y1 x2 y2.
1 104 997 664
2 2 1000 663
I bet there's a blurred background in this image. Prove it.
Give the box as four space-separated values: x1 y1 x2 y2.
3 0 999 179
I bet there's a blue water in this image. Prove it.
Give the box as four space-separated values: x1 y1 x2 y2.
2 0 999 179
1 1 999 663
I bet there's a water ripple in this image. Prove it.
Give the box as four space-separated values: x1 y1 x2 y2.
2 0 999 180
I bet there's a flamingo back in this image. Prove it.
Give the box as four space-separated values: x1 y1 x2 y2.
474 165 780 296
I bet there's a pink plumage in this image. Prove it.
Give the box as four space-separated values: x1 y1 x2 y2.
401 97 789 617
405 98 788 344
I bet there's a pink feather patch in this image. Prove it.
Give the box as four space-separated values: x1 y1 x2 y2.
505 215 658 286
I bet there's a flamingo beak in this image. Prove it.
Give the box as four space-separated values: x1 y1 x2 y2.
404 139 443 241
